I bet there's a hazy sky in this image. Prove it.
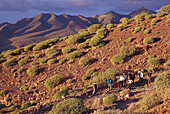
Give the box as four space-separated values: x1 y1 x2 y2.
0 0 169 23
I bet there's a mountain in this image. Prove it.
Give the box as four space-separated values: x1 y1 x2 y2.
0 7 156 52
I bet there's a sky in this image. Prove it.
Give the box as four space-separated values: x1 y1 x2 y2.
0 0 169 24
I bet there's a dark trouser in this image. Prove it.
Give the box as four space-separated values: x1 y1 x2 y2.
108 84 112 90
92 88 97 95
140 77 143 82
128 84 132 90
119 81 124 88
132 79 135 86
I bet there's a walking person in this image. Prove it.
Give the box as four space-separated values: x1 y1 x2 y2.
131 72 135 86
92 82 97 95
108 78 113 90
147 70 152 86
113 76 117 88
119 74 125 88
128 78 133 90
139 70 144 83
123 73 127 86
138 69 141 81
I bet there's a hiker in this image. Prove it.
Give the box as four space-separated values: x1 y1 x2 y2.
113 76 117 88
138 69 141 81
128 77 133 90
139 70 144 83
131 72 135 86
108 78 113 90
92 82 97 95
123 73 127 86
147 70 152 86
119 74 125 88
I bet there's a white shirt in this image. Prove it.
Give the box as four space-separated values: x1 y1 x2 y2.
128 79 133 84
120 76 125 81
140 72 144 78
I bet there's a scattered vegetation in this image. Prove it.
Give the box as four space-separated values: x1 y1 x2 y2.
45 48 59 57
103 94 117 104
89 35 101 47
27 65 39 76
82 68 95 80
78 42 88 49
54 90 69 100
59 59 66 65
107 24 114 30
144 29 151 34
49 98 86 114
148 57 161 66
18 58 28 66
21 102 31 109
44 74 62 89
62 47 71 54
23 43 36 52
47 59 56 65
134 27 141 33
96 28 108 38
66 34 82 44
110 54 125 64
0 90 7 97
125 37 134 42
39 58 48 64
3 58 17 68
165 88 170 99
67 51 83 59
120 46 136 57
164 60 170 66
158 5 170 14
143 37 159 44
88 24 101 33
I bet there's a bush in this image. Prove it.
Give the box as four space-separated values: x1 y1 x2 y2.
21 102 31 109
157 13 166 18
39 58 48 64
47 59 56 65
167 42 170 46
62 47 71 54
143 37 158 44
18 58 28 66
140 94 161 111
167 14 170 19
23 43 36 52
45 48 59 57
152 18 158 23
78 29 89 37
3 58 17 68
148 55 156 59
125 37 134 42
0 103 5 110
148 57 161 65
59 59 66 65
0 90 7 97
1 50 14 58
96 28 108 38
110 54 125 64
31 100 39 106
120 46 136 57
34 53 44 58
78 57 90 66
89 35 101 47
158 5 170 14
165 88 170 98
49 98 86 114
66 34 82 44
166 18 170 23
78 42 88 49
27 65 39 76
107 24 114 30
54 90 69 100
134 15 144 22
82 68 95 80
154 70 170 92
9 104 21 110
145 14 152 20
120 17 129 24
67 51 83 59
103 94 117 104
134 27 141 33
17 68 24 73
88 24 101 33
164 60 170 66
144 29 151 34
44 74 62 89
13 48 24 55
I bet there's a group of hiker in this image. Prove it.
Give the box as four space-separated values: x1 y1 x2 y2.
92 69 153 95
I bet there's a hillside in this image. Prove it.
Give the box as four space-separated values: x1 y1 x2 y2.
0 7 156 52
0 10 169 114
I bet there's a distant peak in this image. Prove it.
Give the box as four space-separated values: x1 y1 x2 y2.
139 7 147 10
61 13 69 18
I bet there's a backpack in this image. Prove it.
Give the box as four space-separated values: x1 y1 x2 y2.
108 79 112 84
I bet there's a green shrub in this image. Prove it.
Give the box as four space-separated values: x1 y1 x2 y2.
117 24 124 31
88 24 101 33
154 70 170 92
3 58 17 68
107 24 114 30
23 43 36 52
17 68 24 73
1 50 14 58
54 90 69 100
82 68 95 80
143 37 158 44
22 85 28 91
148 55 156 59
167 42 170 46
166 18 170 23
134 15 144 22
0 90 7 97
144 29 151 34
18 58 28 66
167 14 170 19
89 35 101 47
110 54 125 64
78 57 90 66
66 79 73 84
13 48 24 55
44 74 62 89
66 34 82 44
59 59 66 65
78 42 88 49
145 14 152 20
49 98 86 114
125 37 134 42
134 27 141 33
164 60 170 66
78 29 89 37
31 100 39 106
120 46 136 56
158 5 170 14
45 48 59 57
148 57 161 65
67 51 83 59
34 53 44 58
140 94 161 111
27 65 39 76
62 47 71 54
120 17 129 24
9 104 21 110
165 88 170 98
47 59 56 65
157 13 166 18
152 18 158 23
11 68 16 73
39 58 48 64
103 94 117 104
96 28 108 38
0 103 5 110
60 86 69 92
21 102 31 109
